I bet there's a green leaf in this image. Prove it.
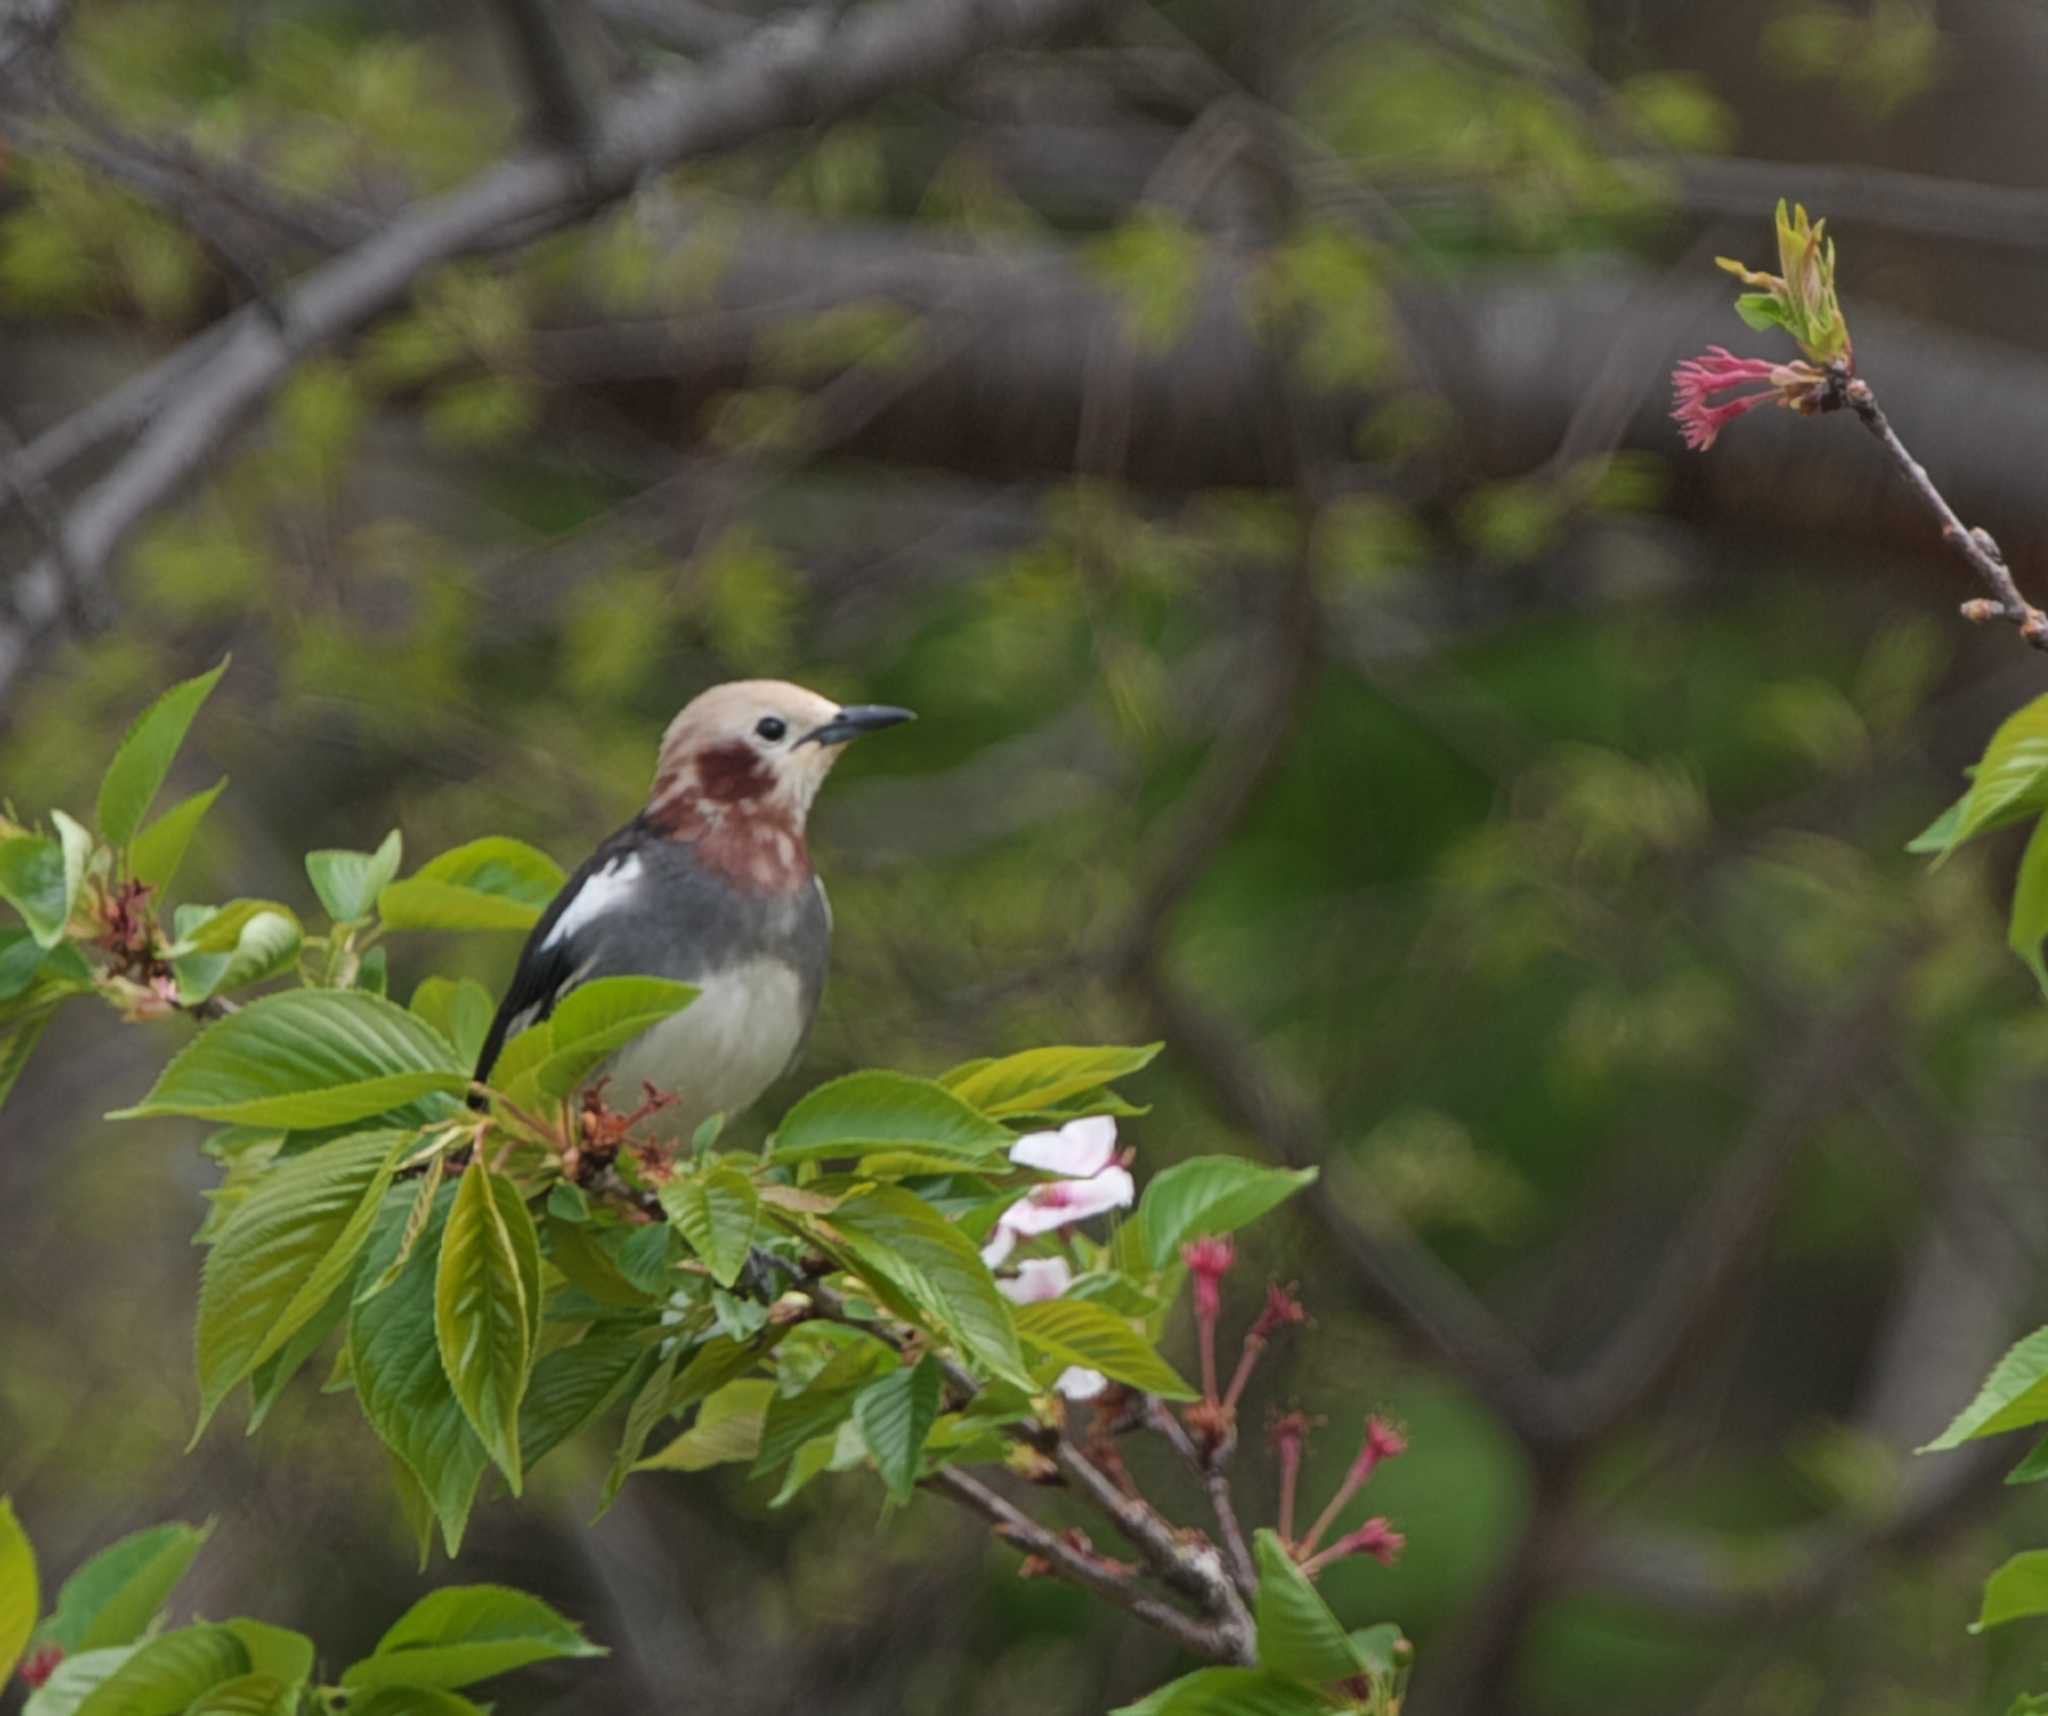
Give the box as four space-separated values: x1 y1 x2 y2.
362 1154 448 1303
340 1585 603 1692
435 1158 538 1488
1136 1158 1319 1271
246 1286 348 1433
0 1498 35 1687
1110 1667 1338 1716
182 1674 295 1716
378 837 566 933
853 1359 941 1503
1732 292 1792 334
600 1349 680 1509
520 1333 653 1473
824 1187 1033 1390
1906 794 1964 854
409 978 494 1068
350 1188 489 1556
1012 1299 1195 1399
2012 817 2048 994
352 1691 489 1716
194 1129 406 1438
97 658 228 849
2008 1437 2048 1485
524 977 697 1103
1975 1551 2048 1632
1254 1527 1363 1683
1920 1327 2048 1449
0 928 43 1001
943 1044 1162 1118
307 831 403 924
112 989 467 1127
42 1521 213 1654
753 1343 891 1476
129 778 227 891
23 1647 140 1716
0 1009 55 1114
638 1378 775 1472
169 903 302 1004
773 1072 1013 1163
52 812 91 924
544 1218 656 1307
72 1624 249 1716
660 1166 760 1288
1348 1623 1404 1677
1929 694 2048 861
219 1620 313 1689
0 837 71 947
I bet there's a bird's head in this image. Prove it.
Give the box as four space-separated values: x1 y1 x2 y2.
646 680 913 882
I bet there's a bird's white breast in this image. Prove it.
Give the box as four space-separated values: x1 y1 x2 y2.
606 956 807 1142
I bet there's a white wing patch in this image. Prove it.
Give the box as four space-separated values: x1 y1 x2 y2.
541 852 644 950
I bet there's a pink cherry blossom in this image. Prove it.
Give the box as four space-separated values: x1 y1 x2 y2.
1009 1114 1118 1177
992 1255 1107 1399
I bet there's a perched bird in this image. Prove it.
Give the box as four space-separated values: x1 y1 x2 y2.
475 680 913 1140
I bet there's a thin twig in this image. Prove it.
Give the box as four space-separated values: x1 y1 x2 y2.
927 1468 1240 1661
1148 1400 1257 1602
1840 375 2048 647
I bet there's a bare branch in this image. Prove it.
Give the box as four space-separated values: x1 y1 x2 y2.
493 0 599 150
0 0 1113 705
1840 375 2048 647
1147 1401 1257 1603
593 0 755 57
928 1467 1243 1662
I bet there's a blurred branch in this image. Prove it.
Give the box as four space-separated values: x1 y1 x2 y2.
493 0 599 150
0 0 1113 705
593 0 756 56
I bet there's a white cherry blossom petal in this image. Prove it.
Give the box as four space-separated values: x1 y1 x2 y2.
979 1223 1017 1268
1056 1366 1108 1401
998 1257 1074 1305
1008 1114 1118 1179
997 1166 1136 1236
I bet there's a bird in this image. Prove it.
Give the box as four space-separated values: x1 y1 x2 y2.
473 680 913 1141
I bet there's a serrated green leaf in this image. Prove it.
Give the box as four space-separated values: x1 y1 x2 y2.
307 830 403 924
1975 1551 2048 1633
1732 292 1791 333
72 1624 249 1716
1110 1666 1338 1716
129 778 227 891
1347 1622 1404 1677
520 1333 652 1474
1012 1299 1195 1399
112 989 466 1127
350 1188 489 1557
194 1130 406 1439
341 1584 603 1692
1920 1327 2048 1449
378 837 565 933
1928 694 2048 862
246 1286 348 1434
638 1377 776 1472
1254 1527 1363 1683
0 1498 35 1687
0 837 70 947
753 1342 892 1476
1136 1158 1318 1271
409 978 494 1069
822 1187 1032 1390
526 977 696 1103
97 658 228 849
660 1166 759 1288
942 1044 1161 1118
436 1159 537 1488
853 1359 940 1504
362 1154 447 1303
2011 817 2048 994
219 1619 312 1689
182 1673 294 1716
2009 1437 2048 1485
41 1522 213 1655
773 1071 1013 1163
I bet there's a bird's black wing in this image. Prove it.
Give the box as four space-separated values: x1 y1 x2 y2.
472 820 650 1084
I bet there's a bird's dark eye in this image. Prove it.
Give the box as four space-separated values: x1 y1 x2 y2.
755 716 788 742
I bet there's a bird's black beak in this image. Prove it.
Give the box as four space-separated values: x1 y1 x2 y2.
798 704 917 747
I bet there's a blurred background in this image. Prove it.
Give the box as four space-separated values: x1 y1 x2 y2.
9 0 2048 1711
